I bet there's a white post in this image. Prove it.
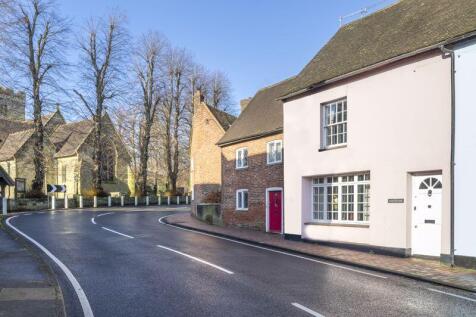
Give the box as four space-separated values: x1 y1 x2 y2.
51 196 56 210
108 196 112 207
176 196 179 205
186 195 189 205
64 196 68 209
79 195 83 208
167 196 170 205
158 195 161 206
93 196 97 208
2 197 7 215
134 196 138 206
146 196 149 206
121 195 124 207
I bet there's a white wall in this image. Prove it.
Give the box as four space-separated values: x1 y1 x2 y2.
454 39 476 258
283 51 451 251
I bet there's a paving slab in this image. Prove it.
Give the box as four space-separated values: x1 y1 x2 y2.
165 213 476 293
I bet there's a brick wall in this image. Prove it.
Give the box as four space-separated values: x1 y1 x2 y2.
190 99 225 212
221 133 283 231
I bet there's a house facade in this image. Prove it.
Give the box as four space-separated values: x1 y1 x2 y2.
189 91 236 213
218 79 291 232
281 0 476 266
0 87 134 198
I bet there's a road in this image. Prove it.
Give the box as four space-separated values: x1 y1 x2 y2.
6 207 476 317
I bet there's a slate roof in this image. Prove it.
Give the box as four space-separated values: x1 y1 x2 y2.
50 120 94 158
284 0 476 97
0 129 34 161
206 105 236 131
217 77 294 146
0 165 14 186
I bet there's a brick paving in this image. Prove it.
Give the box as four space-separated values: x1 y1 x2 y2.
165 212 476 293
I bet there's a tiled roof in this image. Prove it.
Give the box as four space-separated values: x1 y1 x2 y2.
50 120 94 158
0 129 34 161
206 105 236 131
217 77 294 146
284 0 476 97
0 165 14 185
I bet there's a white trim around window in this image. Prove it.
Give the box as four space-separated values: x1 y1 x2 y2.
311 172 370 225
236 189 249 211
321 98 347 149
235 147 248 169
267 140 283 165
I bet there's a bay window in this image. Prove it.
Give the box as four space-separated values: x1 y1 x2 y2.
312 173 370 223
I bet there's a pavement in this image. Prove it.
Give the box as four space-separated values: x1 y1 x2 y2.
166 212 476 293
2 206 476 316
0 218 64 317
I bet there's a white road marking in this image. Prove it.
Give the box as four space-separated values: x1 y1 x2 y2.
158 216 386 279
427 288 476 303
101 227 134 239
292 303 325 317
157 244 234 274
96 212 113 218
6 216 94 317
91 212 113 225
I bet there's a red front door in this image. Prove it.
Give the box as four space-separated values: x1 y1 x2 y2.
268 190 282 233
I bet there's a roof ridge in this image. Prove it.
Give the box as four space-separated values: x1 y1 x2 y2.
340 0 400 28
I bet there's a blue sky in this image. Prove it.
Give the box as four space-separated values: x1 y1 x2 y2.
59 0 393 109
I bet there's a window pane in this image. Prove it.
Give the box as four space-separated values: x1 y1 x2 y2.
243 191 248 209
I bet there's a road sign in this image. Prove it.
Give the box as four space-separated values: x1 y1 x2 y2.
47 184 67 193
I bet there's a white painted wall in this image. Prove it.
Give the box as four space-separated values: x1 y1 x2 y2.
454 39 476 258
283 51 451 252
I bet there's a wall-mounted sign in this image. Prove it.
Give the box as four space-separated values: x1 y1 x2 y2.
388 198 404 204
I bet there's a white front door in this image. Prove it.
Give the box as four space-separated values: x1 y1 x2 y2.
411 175 442 257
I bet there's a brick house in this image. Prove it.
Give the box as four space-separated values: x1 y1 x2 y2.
189 91 236 214
217 78 293 233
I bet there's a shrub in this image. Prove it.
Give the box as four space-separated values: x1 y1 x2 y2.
82 187 110 198
25 189 47 199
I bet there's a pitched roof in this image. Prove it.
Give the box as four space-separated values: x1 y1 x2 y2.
206 105 236 131
284 0 476 97
50 120 94 158
0 165 14 186
0 129 34 161
217 77 294 146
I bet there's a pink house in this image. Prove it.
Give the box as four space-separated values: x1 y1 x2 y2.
280 0 476 266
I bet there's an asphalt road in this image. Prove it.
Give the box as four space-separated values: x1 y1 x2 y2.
6 207 476 317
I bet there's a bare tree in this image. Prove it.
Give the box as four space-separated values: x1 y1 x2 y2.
206 70 233 112
159 47 192 194
134 32 167 196
74 13 129 193
1 0 68 194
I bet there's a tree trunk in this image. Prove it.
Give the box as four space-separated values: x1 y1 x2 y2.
138 121 152 196
31 86 45 193
93 114 103 193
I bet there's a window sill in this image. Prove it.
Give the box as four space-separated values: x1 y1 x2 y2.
319 144 347 152
304 222 369 228
266 161 282 166
235 208 248 212
235 166 248 170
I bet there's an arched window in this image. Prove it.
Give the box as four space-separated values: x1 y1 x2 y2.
100 139 115 182
419 177 442 190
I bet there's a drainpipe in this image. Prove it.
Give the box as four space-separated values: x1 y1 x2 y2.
440 45 455 267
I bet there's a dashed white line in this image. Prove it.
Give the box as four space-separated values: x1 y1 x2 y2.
158 216 386 279
96 212 113 218
157 245 234 274
101 227 134 239
292 303 325 317
6 216 94 317
91 217 97 225
427 288 476 303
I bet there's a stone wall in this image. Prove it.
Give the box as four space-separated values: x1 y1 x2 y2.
221 133 283 230
0 87 25 121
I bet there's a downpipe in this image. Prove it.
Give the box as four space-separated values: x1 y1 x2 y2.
440 45 455 267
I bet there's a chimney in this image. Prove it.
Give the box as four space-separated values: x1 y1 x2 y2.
240 97 252 112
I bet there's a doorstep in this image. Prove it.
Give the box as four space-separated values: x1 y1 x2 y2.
164 213 476 293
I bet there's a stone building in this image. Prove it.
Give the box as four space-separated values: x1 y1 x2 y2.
216 78 292 232
0 87 134 198
189 91 236 213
